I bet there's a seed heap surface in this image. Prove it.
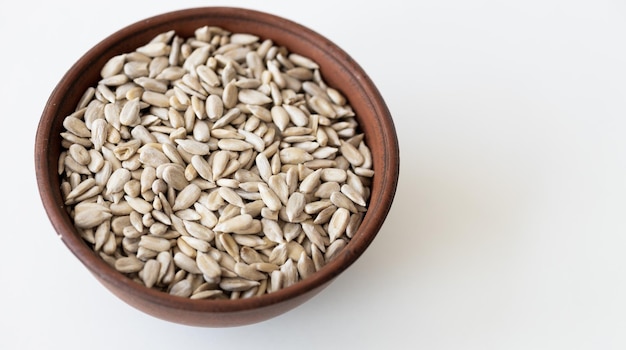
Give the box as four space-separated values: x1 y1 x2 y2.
58 26 373 299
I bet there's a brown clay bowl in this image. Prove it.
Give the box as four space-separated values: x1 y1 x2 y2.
35 7 399 327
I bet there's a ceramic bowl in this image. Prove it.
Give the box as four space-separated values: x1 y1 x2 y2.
35 7 399 327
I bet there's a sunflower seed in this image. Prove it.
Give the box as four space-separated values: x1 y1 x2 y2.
314 182 340 199
301 221 326 253
219 278 260 292
269 269 283 293
196 252 222 280
217 138 253 151
341 184 367 207
174 138 210 155
258 183 282 211
311 243 325 271
190 290 224 300
330 191 358 213
173 252 202 274
161 164 189 191
65 178 97 201
314 205 337 225
328 207 350 242
115 255 144 273
354 167 375 177
138 259 160 288
308 95 337 118
101 54 126 78
297 252 315 280
180 235 210 252
234 262 266 281
285 192 306 222
197 65 221 87
282 104 309 127
214 214 253 234
269 243 289 265
299 169 322 194
321 168 347 183
261 218 284 244
280 259 298 288
218 187 245 207
238 89 272 105
339 140 364 167
73 202 112 228
182 220 214 241
288 53 319 69
270 105 290 131
93 222 110 252
325 238 347 262
139 235 171 252
171 183 202 211
279 147 314 164
119 98 141 126
169 279 193 297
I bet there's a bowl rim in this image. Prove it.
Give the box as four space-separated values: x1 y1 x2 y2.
35 6 399 317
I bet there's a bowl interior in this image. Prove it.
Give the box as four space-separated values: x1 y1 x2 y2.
35 6 399 326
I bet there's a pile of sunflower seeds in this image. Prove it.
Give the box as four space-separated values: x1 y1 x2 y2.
58 25 373 299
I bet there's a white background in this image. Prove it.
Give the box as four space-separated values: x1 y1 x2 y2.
2 0 626 349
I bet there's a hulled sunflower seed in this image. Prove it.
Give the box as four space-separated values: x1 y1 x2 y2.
73 202 112 229
214 214 253 234
297 252 316 280
219 278 260 292
196 252 222 280
328 207 350 242
238 89 272 105
169 279 193 297
139 235 171 253
115 256 144 273
171 183 202 211
258 183 282 211
285 192 306 222
140 259 161 288
234 262 266 281
173 252 202 274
